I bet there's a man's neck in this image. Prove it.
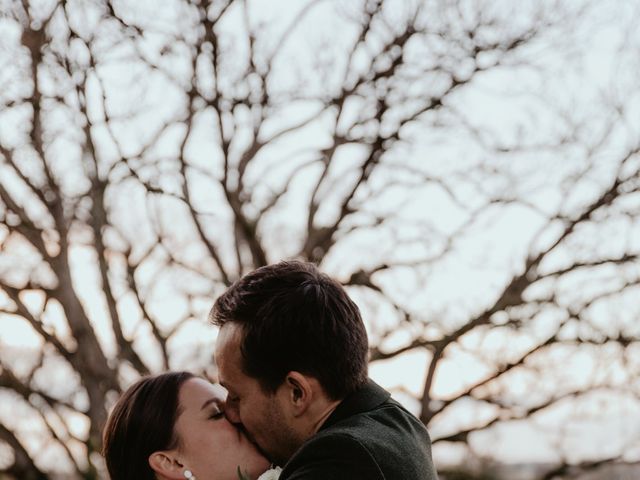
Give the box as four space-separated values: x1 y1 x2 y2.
310 398 342 434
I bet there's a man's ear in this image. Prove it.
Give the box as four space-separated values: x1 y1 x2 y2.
283 371 313 416
148 450 185 480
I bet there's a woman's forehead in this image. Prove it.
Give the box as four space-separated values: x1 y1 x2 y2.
180 378 225 408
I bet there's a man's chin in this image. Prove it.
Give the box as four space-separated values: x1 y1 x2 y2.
254 440 277 464
243 432 272 462
238 426 286 466
253 439 286 467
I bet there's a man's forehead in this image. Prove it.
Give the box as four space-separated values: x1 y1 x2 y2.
215 360 235 391
215 324 245 378
217 357 246 394
216 322 244 348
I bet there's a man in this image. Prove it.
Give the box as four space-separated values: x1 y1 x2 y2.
211 261 438 479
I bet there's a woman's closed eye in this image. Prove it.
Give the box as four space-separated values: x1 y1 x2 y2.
209 407 225 420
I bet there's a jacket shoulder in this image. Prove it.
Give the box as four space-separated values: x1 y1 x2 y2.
280 431 385 480
281 400 438 480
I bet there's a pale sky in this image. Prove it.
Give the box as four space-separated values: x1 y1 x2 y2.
1 0 640 475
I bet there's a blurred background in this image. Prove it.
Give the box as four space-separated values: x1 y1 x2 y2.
1 0 640 478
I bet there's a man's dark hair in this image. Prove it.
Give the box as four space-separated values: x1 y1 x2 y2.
102 371 194 480
210 261 369 399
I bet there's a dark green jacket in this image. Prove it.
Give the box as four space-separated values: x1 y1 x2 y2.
280 380 438 480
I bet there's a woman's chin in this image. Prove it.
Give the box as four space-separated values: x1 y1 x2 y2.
244 455 271 479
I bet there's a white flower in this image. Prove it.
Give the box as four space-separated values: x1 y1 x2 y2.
256 466 282 480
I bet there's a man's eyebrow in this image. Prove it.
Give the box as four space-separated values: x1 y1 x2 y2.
201 397 219 411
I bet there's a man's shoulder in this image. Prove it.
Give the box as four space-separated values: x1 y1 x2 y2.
280 398 438 480
280 431 385 480
324 395 425 432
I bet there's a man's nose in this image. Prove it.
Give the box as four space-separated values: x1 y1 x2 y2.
225 402 241 424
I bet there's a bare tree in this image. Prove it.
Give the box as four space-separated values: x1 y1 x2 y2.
0 0 639 478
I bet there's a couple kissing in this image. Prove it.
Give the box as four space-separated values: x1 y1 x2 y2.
102 261 438 480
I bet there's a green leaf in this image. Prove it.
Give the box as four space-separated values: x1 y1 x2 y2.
237 466 251 480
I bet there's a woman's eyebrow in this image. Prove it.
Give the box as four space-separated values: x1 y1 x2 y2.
200 397 219 411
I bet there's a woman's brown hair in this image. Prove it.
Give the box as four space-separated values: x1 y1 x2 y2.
102 371 195 480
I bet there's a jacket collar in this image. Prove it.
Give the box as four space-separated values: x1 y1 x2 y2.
319 379 390 431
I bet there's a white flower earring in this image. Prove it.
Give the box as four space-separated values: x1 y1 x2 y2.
184 470 196 480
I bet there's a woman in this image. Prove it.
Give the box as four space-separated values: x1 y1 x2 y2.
102 371 273 480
